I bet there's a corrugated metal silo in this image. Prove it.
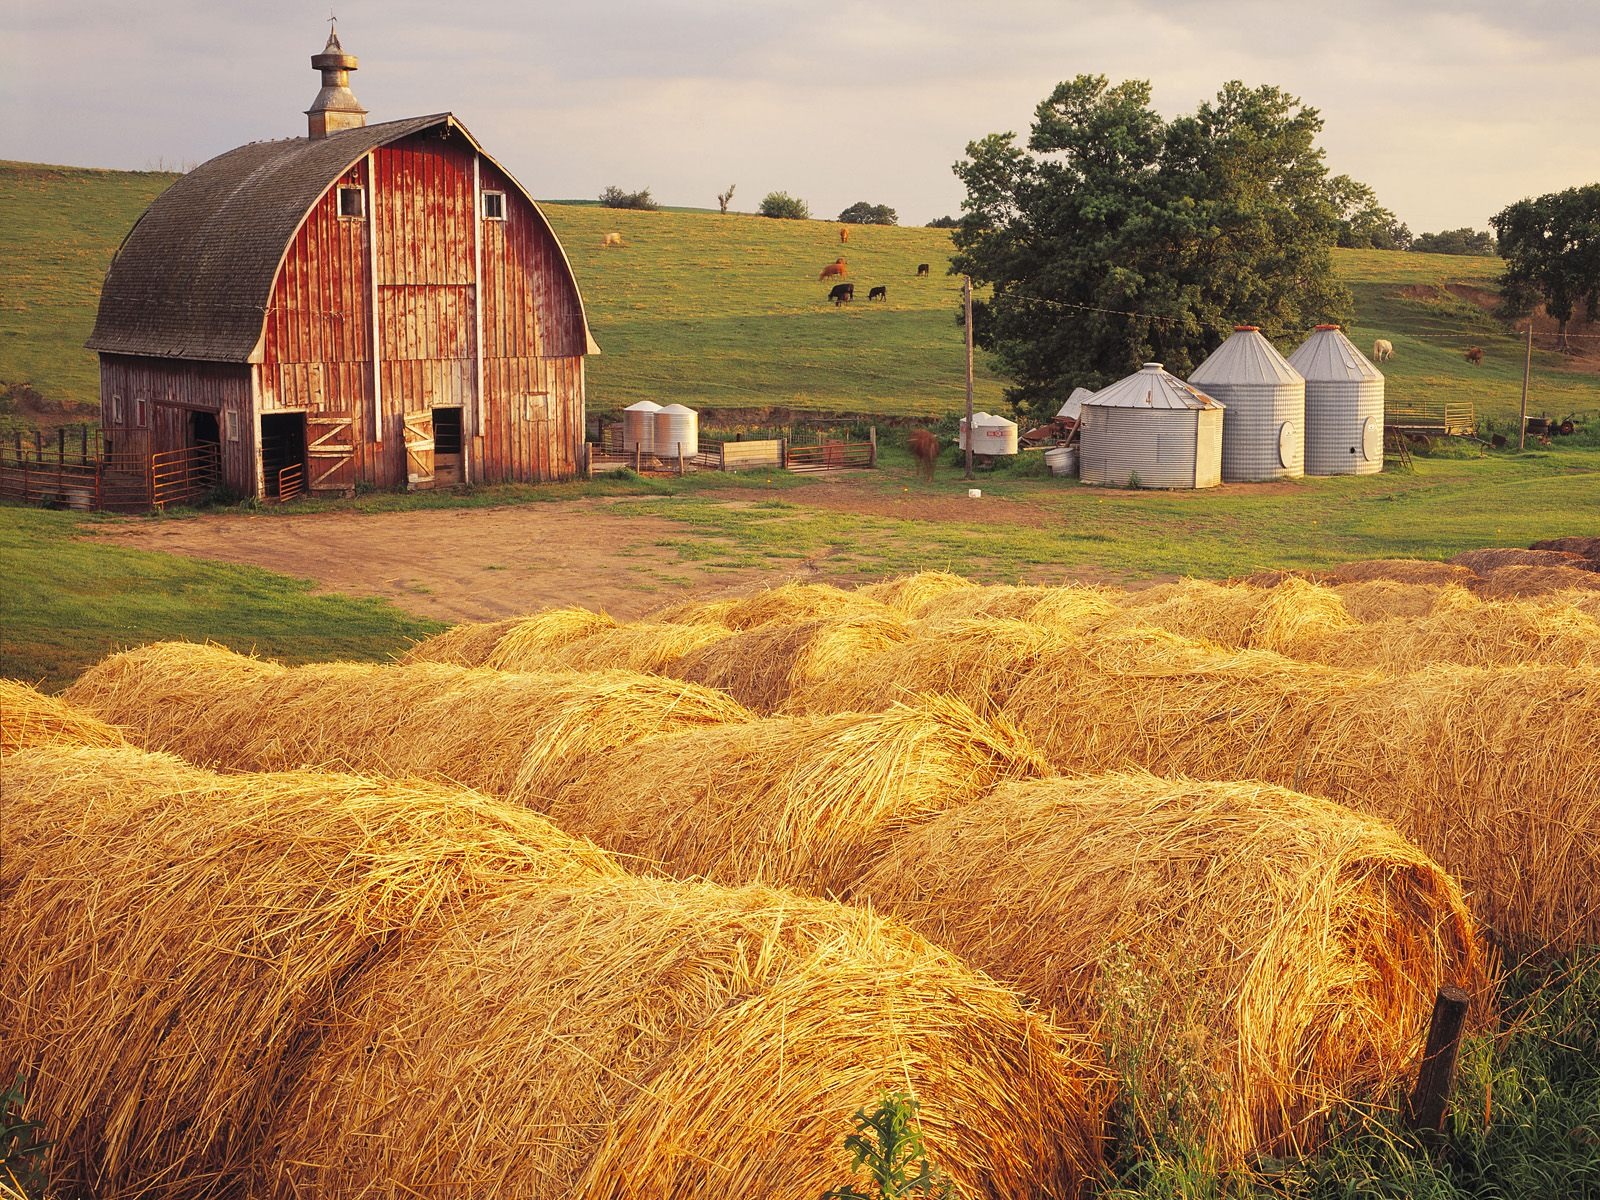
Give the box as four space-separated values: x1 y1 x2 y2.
1288 324 1385 476
1079 363 1224 489
622 401 662 454
1189 325 1305 482
653 403 699 458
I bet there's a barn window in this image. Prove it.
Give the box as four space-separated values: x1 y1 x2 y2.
224 410 240 443
482 191 506 221
111 394 124 424
338 186 365 219
135 397 149 428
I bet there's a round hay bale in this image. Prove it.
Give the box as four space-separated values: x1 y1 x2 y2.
63 642 286 764
914 583 1122 627
1111 578 1356 657
1450 546 1593 575
262 875 1104 1200
647 582 885 630
0 678 125 753
854 773 1491 1164
1531 536 1600 565
1306 592 1600 672
483 606 622 671
1470 563 1600 599
1331 580 1451 622
398 617 522 666
1323 559 1476 587
0 745 619 1200
857 570 977 614
541 620 736 675
549 695 1050 895
669 611 913 714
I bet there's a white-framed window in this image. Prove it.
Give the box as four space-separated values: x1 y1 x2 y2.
111 394 124 424
224 410 240 443
135 397 149 428
482 191 506 221
338 186 365 219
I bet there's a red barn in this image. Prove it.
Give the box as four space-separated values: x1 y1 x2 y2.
86 29 598 501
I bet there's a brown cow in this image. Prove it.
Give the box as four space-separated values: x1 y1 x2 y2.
601 232 624 247
819 257 848 280
840 226 849 243
1466 346 1484 366
909 430 940 482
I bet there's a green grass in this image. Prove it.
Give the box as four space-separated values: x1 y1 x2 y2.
0 507 442 690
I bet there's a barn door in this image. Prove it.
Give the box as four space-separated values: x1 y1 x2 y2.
306 414 357 492
403 410 435 490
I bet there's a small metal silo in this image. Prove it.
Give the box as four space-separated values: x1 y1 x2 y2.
622 401 662 454
653 403 699 458
1288 325 1385 476
1188 325 1305 482
1079 363 1224 489
958 411 1019 455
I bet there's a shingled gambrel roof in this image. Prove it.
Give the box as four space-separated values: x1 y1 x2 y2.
87 113 598 362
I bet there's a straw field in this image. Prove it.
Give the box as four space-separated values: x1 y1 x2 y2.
0 678 124 753
854 773 1491 1164
398 616 521 665
0 745 620 1200
548 695 1049 894
262 875 1103 1200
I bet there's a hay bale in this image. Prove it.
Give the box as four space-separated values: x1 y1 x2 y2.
0 745 619 1200
914 583 1123 627
262 875 1104 1200
399 618 522 666
1450 546 1593 575
1111 578 1356 657
1470 563 1600 599
857 570 977 614
669 612 913 714
0 678 125 753
483 606 621 671
1531 536 1600 565
1323 559 1476 587
1331 580 1451 622
854 773 1491 1164
542 620 736 674
548 696 1050 894
647 582 885 630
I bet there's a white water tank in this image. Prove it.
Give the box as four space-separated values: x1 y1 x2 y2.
958 411 1019 455
623 401 662 454
653 403 699 458
1288 325 1385 476
1189 325 1306 482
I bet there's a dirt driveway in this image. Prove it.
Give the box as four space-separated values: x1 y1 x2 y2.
85 500 798 624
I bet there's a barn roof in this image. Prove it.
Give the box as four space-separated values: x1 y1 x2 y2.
87 113 598 362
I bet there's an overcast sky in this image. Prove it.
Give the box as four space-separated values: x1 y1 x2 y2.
4 0 1596 231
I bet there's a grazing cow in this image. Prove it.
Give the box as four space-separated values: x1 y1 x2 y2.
908 430 939 481
868 286 887 301
840 226 850 243
1466 346 1484 366
1373 338 1393 362
601 232 624 247
916 263 930 276
819 257 848 280
828 282 855 306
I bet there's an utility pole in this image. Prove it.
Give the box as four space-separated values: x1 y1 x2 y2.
1519 324 1532 450
963 275 975 480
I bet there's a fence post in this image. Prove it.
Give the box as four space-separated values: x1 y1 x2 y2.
780 437 788 469
869 425 878 467
1404 985 1471 1140
677 441 684 476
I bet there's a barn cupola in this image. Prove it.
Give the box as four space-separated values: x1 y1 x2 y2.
305 24 367 139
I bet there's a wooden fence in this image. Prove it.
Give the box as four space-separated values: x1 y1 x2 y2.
1386 401 1476 438
0 434 220 512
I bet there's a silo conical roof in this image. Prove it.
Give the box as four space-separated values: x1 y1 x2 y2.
1084 363 1223 411
1190 327 1303 386
1288 325 1384 382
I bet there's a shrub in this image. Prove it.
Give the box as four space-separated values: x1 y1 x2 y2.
599 186 658 211
758 191 811 220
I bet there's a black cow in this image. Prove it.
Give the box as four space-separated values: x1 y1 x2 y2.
828 282 855 306
868 286 887 301
916 263 930 276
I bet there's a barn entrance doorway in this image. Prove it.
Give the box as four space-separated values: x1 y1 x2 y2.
260 412 307 500
189 410 220 450
433 406 463 486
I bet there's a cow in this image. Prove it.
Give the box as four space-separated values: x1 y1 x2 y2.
819 258 848 280
840 226 849 243
916 263 930 277
908 430 939 482
828 282 855 306
1373 338 1393 362
868 286 887 301
1466 346 1484 366
601 232 624 247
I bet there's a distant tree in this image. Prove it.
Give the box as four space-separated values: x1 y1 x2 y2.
758 191 811 220
838 201 898 225
952 75 1350 421
1411 228 1497 255
1492 184 1600 351
1327 174 1411 250
925 215 959 228
717 184 737 214
600 185 658 211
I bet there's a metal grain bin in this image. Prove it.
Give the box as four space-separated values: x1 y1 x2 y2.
1189 326 1305 482
958 411 1019 455
653 403 699 458
1288 325 1385 476
622 401 662 454
1079 364 1224 489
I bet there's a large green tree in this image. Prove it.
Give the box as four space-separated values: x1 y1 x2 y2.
1491 185 1600 351
951 76 1354 419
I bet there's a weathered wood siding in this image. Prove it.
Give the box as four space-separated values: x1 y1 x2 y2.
98 355 253 493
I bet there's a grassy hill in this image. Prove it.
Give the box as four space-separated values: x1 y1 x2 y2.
2 159 1595 426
